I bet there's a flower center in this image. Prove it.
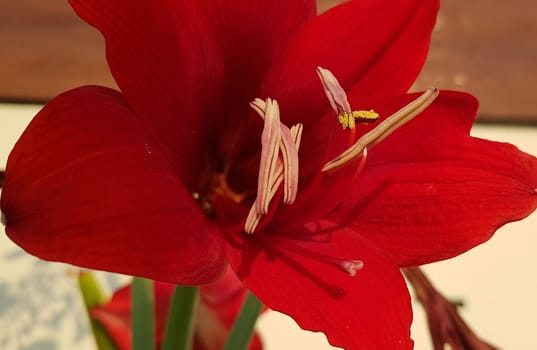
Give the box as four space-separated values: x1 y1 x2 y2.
244 67 439 234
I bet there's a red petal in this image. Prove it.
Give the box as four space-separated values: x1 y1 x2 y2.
69 0 316 188
1 86 225 284
91 286 132 350
226 225 414 349
263 0 439 126
93 273 263 350
69 0 222 188
206 0 316 109
329 91 537 265
91 282 175 349
201 0 316 174
232 0 440 190
196 267 264 350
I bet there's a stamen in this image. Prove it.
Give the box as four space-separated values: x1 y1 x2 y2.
351 147 368 180
212 173 245 204
290 124 304 151
244 98 302 234
317 66 380 130
316 66 351 114
338 110 380 130
245 203 262 234
250 98 266 116
256 98 281 214
280 126 299 204
340 260 365 277
255 233 364 277
322 87 439 172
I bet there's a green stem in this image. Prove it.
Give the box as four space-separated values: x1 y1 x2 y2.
223 292 263 350
78 272 117 350
132 277 155 350
161 286 198 350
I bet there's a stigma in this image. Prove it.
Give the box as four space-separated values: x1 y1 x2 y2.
317 66 439 172
244 98 303 234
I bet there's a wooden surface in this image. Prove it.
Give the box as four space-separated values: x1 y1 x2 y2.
1 0 536 122
412 0 537 122
0 1 116 101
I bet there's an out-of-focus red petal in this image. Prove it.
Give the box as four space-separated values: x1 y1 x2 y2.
1 86 225 284
93 274 263 350
69 0 223 188
91 286 132 350
263 0 439 127
328 91 537 266
91 282 175 350
225 225 413 350
196 268 264 350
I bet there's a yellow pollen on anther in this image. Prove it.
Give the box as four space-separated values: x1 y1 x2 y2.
317 66 380 133
323 87 439 172
338 109 379 130
352 109 379 122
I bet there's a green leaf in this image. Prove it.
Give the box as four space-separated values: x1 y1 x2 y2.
161 286 198 350
223 292 263 350
78 272 118 350
132 277 155 350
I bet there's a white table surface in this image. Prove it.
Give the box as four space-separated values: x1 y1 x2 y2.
1 103 536 349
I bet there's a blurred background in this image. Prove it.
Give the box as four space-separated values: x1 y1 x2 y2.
1 0 536 349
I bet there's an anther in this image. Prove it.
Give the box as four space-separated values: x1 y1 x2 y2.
256 98 281 214
322 87 439 172
245 98 302 234
317 66 351 114
317 66 380 130
256 233 364 277
338 110 380 130
339 260 364 277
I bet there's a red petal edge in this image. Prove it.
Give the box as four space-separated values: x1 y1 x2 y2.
330 91 537 265
1 86 226 284
226 224 414 350
263 0 439 127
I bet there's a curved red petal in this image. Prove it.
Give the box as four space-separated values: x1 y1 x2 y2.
93 277 263 350
69 0 223 188
226 225 414 349
329 91 537 265
204 0 317 177
1 86 226 284
69 0 316 189
91 286 132 350
207 0 316 108
263 0 439 127
230 0 440 192
196 267 264 350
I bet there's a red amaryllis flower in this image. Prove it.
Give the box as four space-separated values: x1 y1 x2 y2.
91 268 263 350
2 0 537 348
